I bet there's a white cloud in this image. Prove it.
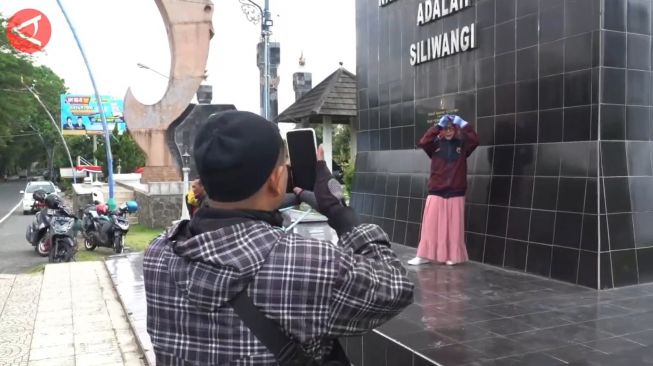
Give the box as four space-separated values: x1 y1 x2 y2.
1 0 356 121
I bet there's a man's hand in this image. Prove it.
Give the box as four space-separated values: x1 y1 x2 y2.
314 145 345 217
293 187 318 210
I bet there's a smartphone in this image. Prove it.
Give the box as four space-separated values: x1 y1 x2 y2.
286 129 318 191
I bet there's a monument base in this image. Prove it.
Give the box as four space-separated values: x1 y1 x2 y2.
140 166 181 183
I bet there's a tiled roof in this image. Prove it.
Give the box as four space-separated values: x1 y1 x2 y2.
276 67 357 124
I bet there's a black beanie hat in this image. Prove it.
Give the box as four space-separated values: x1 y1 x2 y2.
193 111 283 202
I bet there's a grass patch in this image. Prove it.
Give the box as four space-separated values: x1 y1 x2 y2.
125 225 164 252
29 264 46 274
73 224 163 263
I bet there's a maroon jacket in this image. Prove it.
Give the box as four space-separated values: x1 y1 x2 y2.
418 125 479 198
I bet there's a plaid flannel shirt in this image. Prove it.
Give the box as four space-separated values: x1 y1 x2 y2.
144 220 414 365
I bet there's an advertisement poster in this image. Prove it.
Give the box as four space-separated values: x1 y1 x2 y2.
60 94 126 136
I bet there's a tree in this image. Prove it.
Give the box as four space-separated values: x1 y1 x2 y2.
310 124 351 166
92 126 146 177
332 125 351 166
0 13 68 177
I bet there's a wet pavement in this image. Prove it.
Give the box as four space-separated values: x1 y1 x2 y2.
105 224 653 366
105 254 152 366
360 244 653 366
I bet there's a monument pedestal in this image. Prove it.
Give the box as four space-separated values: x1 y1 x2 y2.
140 166 180 183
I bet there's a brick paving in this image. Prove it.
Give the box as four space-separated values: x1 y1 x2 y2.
0 262 146 366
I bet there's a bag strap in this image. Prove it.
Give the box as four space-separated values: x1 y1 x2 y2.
229 290 315 366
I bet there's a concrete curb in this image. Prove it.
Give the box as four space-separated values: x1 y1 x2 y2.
104 259 154 366
0 201 21 226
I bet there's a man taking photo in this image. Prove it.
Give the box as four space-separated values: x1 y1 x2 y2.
144 111 414 365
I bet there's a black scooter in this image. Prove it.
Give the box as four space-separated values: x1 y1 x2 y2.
47 206 77 263
25 191 52 257
26 193 78 262
81 203 132 254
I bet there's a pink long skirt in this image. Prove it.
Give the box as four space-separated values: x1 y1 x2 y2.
416 195 468 263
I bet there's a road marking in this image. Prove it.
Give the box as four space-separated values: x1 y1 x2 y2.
0 201 21 226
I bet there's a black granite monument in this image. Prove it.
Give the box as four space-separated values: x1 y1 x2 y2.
166 84 237 179
353 0 653 289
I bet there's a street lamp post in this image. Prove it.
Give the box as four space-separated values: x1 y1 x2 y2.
239 0 273 121
180 149 191 220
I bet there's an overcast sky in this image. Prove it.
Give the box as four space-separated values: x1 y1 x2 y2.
1 0 356 121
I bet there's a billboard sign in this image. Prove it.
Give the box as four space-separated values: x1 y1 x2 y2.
60 94 126 136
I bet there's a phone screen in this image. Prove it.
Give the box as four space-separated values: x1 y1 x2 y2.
287 129 317 191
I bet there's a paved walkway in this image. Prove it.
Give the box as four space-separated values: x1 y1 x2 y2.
0 262 146 366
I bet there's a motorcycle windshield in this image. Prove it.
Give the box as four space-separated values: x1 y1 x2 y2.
52 217 75 235
114 218 129 230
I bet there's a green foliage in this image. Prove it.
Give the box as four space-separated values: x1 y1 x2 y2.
92 126 146 176
298 124 354 192
58 178 73 194
332 125 351 167
0 13 68 177
343 159 356 197
309 124 350 165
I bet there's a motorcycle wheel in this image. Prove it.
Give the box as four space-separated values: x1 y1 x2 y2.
48 242 58 263
64 238 75 262
35 237 49 257
113 235 124 254
84 238 97 251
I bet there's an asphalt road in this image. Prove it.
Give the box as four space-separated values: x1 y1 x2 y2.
0 181 24 218
0 181 46 274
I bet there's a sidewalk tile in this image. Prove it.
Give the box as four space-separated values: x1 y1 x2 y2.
28 345 75 361
27 356 74 366
123 352 148 366
0 341 31 364
30 333 73 349
75 338 120 355
75 350 123 365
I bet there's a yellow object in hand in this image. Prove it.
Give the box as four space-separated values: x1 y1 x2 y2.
187 190 199 206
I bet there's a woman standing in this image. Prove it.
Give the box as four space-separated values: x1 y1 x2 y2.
408 114 479 266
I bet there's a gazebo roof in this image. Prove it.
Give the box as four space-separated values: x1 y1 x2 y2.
276 67 357 124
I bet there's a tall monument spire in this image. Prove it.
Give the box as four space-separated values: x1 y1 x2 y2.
293 51 312 101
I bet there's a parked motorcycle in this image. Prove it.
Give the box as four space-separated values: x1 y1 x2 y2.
81 201 138 254
25 190 52 257
48 207 78 263
26 193 78 262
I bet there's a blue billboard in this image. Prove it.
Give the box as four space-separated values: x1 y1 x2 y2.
60 94 127 136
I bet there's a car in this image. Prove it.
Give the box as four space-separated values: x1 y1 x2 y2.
20 181 61 215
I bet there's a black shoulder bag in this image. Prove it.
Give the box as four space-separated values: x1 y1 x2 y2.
229 290 351 366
